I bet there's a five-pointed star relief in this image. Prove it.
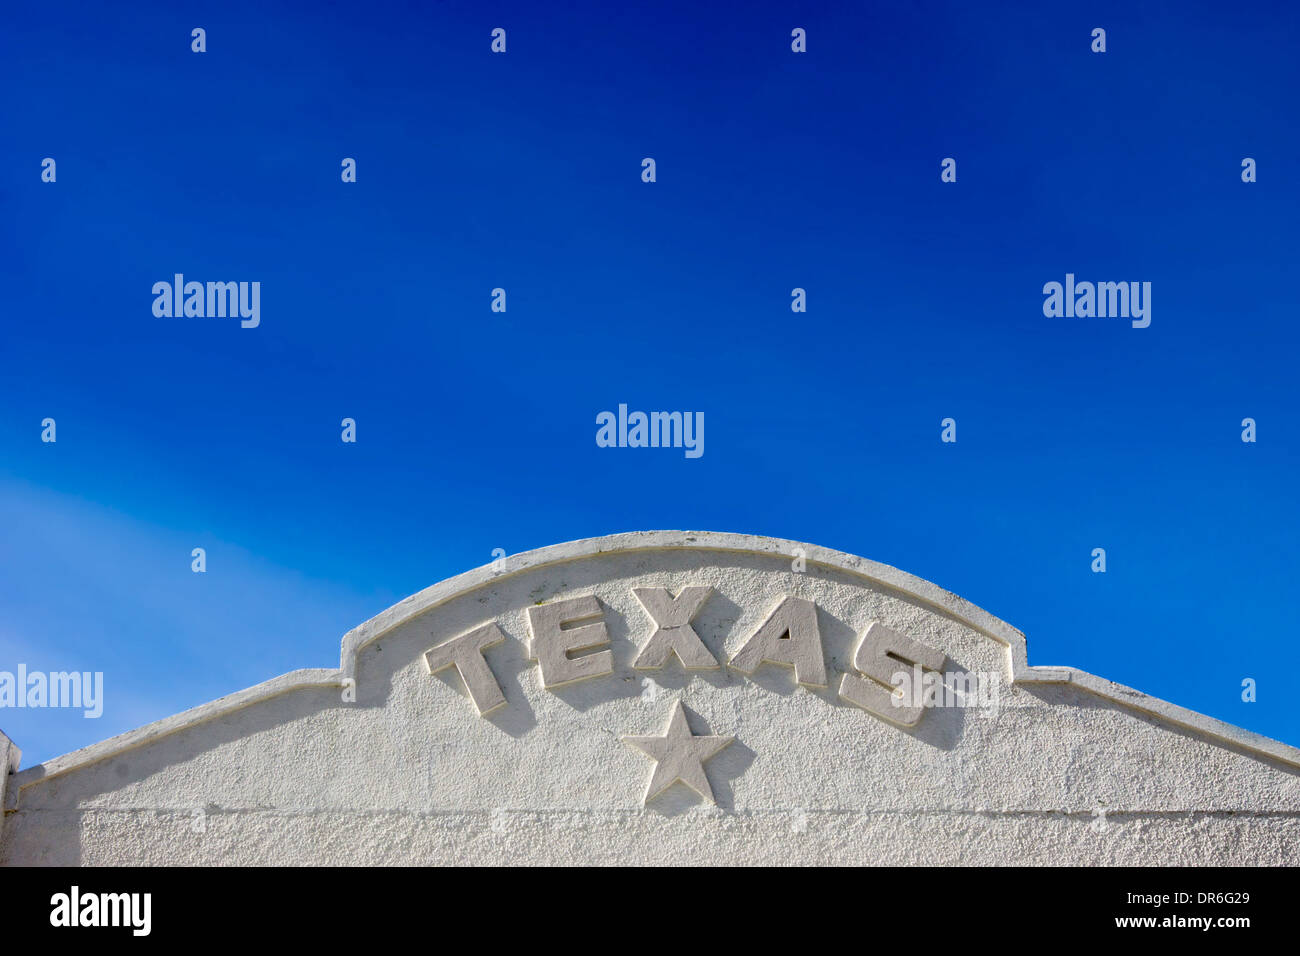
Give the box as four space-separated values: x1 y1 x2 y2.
622 700 734 805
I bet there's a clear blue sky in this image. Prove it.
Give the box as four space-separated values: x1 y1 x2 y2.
2 0 1297 764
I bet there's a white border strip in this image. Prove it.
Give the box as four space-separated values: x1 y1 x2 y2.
7 530 1299 810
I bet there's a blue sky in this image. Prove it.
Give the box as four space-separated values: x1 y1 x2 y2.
2 0 1297 764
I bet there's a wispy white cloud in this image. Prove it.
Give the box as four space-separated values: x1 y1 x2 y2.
0 479 382 766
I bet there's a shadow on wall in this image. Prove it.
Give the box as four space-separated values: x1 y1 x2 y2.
1 684 344 865
1 548 1010 861
351 552 979 816
1016 683 1300 784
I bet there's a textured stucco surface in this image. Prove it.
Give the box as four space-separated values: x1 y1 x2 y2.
0 730 16 852
3 533 1298 865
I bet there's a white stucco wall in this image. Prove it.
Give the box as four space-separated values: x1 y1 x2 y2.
0 730 17 852
3 531 1298 865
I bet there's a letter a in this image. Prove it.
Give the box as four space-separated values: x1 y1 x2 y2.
1042 281 1063 317
729 596 827 687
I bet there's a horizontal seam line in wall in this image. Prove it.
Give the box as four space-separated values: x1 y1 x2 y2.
10 808 1300 819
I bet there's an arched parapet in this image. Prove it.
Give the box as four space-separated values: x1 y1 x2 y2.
5 531 1298 866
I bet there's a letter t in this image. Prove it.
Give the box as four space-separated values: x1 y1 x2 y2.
424 622 510 715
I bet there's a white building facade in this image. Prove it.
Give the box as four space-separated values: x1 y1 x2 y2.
3 531 1297 865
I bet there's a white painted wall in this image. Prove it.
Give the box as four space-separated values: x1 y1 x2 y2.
3 532 1298 865
0 730 17 852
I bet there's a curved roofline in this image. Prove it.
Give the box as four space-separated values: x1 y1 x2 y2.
8 530 1300 808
